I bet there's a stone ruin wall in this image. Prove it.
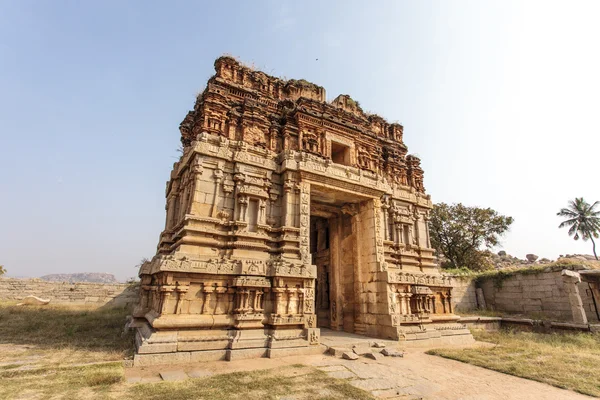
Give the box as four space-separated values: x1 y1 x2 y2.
0 277 139 308
451 266 599 323
450 277 479 312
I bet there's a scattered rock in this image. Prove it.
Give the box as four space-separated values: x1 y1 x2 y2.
342 351 359 360
328 347 351 357
16 295 50 306
365 352 384 361
381 348 404 357
353 347 372 356
526 254 539 263
371 342 386 348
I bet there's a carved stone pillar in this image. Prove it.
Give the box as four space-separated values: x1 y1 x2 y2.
273 288 285 315
165 197 175 229
259 199 266 225
233 172 246 221
175 283 189 314
282 178 293 227
211 168 224 218
298 181 311 264
226 287 236 314
160 287 174 314
227 118 238 140
381 200 390 241
202 286 215 315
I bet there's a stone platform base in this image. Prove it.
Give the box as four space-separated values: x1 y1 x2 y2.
132 318 323 366
134 343 327 367
132 320 473 366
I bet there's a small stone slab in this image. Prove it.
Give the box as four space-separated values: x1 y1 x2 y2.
159 370 188 381
371 342 386 348
365 352 384 361
342 351 359 360
381 348 404 357
327 370 356 379
188 369 213 378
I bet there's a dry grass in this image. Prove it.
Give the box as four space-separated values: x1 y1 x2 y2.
129 366 372 400
0 302 372 400
427 329 600 397
0 302 133 399
0 362 124 400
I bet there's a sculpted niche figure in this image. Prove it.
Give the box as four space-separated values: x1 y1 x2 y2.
132 56 472 366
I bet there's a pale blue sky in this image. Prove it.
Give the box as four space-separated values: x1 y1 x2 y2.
1 1 599 280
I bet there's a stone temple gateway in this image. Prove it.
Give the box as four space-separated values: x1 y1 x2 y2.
133 57 471 365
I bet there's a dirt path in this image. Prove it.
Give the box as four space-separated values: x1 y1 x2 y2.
303 349 594 399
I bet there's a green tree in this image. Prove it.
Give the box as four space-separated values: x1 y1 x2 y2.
429 203 514 270
557 197 600 260
0 265 5 276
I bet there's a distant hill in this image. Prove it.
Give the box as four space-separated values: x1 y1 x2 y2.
39 273 118 283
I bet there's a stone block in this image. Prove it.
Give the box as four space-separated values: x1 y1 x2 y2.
328 347 351 357
133 351 191 367
178 339 230 352
226 348 267 361
267 345 324 358
342 351 359 360
352 347 372 356
189 350 227 362
365 352 384 361
137 342 178 354
381 348 404 357
269 338 308 349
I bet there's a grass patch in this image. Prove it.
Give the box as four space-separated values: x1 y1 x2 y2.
128 367 372 400
427 329 600 397
0 362 124 399
0 303 373 399
0 302 133 354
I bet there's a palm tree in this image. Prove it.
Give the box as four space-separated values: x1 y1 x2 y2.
557 197 600 260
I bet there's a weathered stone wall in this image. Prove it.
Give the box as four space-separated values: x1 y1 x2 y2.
451 266 600 323
450 276 478 312
0 278 139 308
